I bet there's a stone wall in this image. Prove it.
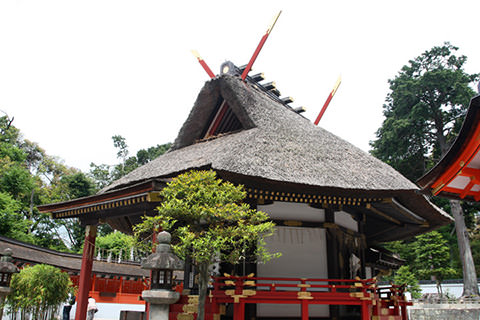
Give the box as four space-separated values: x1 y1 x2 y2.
409 304 480 320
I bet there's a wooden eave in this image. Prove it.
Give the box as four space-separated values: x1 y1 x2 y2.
418 95 480 201
365 247 405 269
219 171 442 242
38 179 168 219
0 236 149 277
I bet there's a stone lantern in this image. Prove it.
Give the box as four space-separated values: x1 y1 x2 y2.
141 231 184 320
0 248 19 319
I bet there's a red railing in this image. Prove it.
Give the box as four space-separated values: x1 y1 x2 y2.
70 275 147 304
209 275 411 320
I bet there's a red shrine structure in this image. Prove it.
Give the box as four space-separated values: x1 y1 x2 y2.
38 13 453 320
38 72 452 319
0 236 148 305
418 95 480 200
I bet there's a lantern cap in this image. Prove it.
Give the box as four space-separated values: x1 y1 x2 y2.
141 231 184 271
0 248 19 274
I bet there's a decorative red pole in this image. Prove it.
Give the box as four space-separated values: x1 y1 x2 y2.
360 300 370 320
301 300 308 320
233 301 245 320
75 225 97 320
240 11 282 81
191 50 216 79
314 76 342 125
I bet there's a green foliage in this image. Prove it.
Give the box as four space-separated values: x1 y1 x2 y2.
0 159 34 200
413 231 456 294
135 170 278 265
0 115 171 252
6 264 73 320
0 115 96 251
112 135 129 161
88 163 112 190
371 43 479 283
0 192 33 243
134 170 278 320
384 231 460 285
136 143 172 166
60 172 95 199
96 231 137 261
371 42 478 181
393 265 422 299
89 136 171 189
383 240 417 268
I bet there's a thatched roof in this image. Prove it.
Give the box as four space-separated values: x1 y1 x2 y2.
103 75 420 193
92 74 452 241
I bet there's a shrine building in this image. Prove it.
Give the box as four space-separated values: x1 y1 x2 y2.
39 66 452 320
418 95 480 200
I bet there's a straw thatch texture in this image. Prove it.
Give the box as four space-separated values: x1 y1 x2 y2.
103 75 418 193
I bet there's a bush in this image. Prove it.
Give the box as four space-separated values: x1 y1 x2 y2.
6 264 73 320
394 265 422 299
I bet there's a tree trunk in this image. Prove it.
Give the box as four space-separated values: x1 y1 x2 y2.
197 262 210 320
436 280 442 296
29 188 34 219
450 199 479 296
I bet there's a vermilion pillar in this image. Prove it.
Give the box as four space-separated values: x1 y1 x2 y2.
75 225 97 320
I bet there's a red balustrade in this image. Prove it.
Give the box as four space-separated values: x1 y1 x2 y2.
208 275 411 320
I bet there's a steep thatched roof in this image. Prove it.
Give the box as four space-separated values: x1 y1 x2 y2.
103 75 419 193
44 73 445 242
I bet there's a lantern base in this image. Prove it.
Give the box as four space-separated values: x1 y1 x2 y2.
142 289 180 305
142 290 180 320
0 287 11 298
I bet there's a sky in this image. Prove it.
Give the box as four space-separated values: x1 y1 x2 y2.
0 0 479 173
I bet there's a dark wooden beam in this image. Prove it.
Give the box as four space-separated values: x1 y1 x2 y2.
325 208 339 319
365 203 402 225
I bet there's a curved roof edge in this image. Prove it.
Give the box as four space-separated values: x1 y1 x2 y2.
417 95 480 201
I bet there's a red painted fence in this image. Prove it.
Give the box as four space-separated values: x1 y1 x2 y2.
208 275 411 320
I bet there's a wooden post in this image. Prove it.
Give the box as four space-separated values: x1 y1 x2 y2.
233 301 245 320
119 276 123 294
325 208 339 319
401 303 408 320
91 273 97 292
355 213 367 279
301 300 308 320
361 300 370 320
75 225 97 320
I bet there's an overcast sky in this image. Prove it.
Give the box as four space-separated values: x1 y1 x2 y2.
1 0 479 172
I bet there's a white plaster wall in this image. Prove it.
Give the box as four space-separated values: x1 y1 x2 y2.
258 202 324 222
335 210 358 232
257 226 329 318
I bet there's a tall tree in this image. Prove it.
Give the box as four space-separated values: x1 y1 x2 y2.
89 136 171 189
112 135 129 178
134 170 278 320
413 231 456 295
371 42 479 296
0 115 97 251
